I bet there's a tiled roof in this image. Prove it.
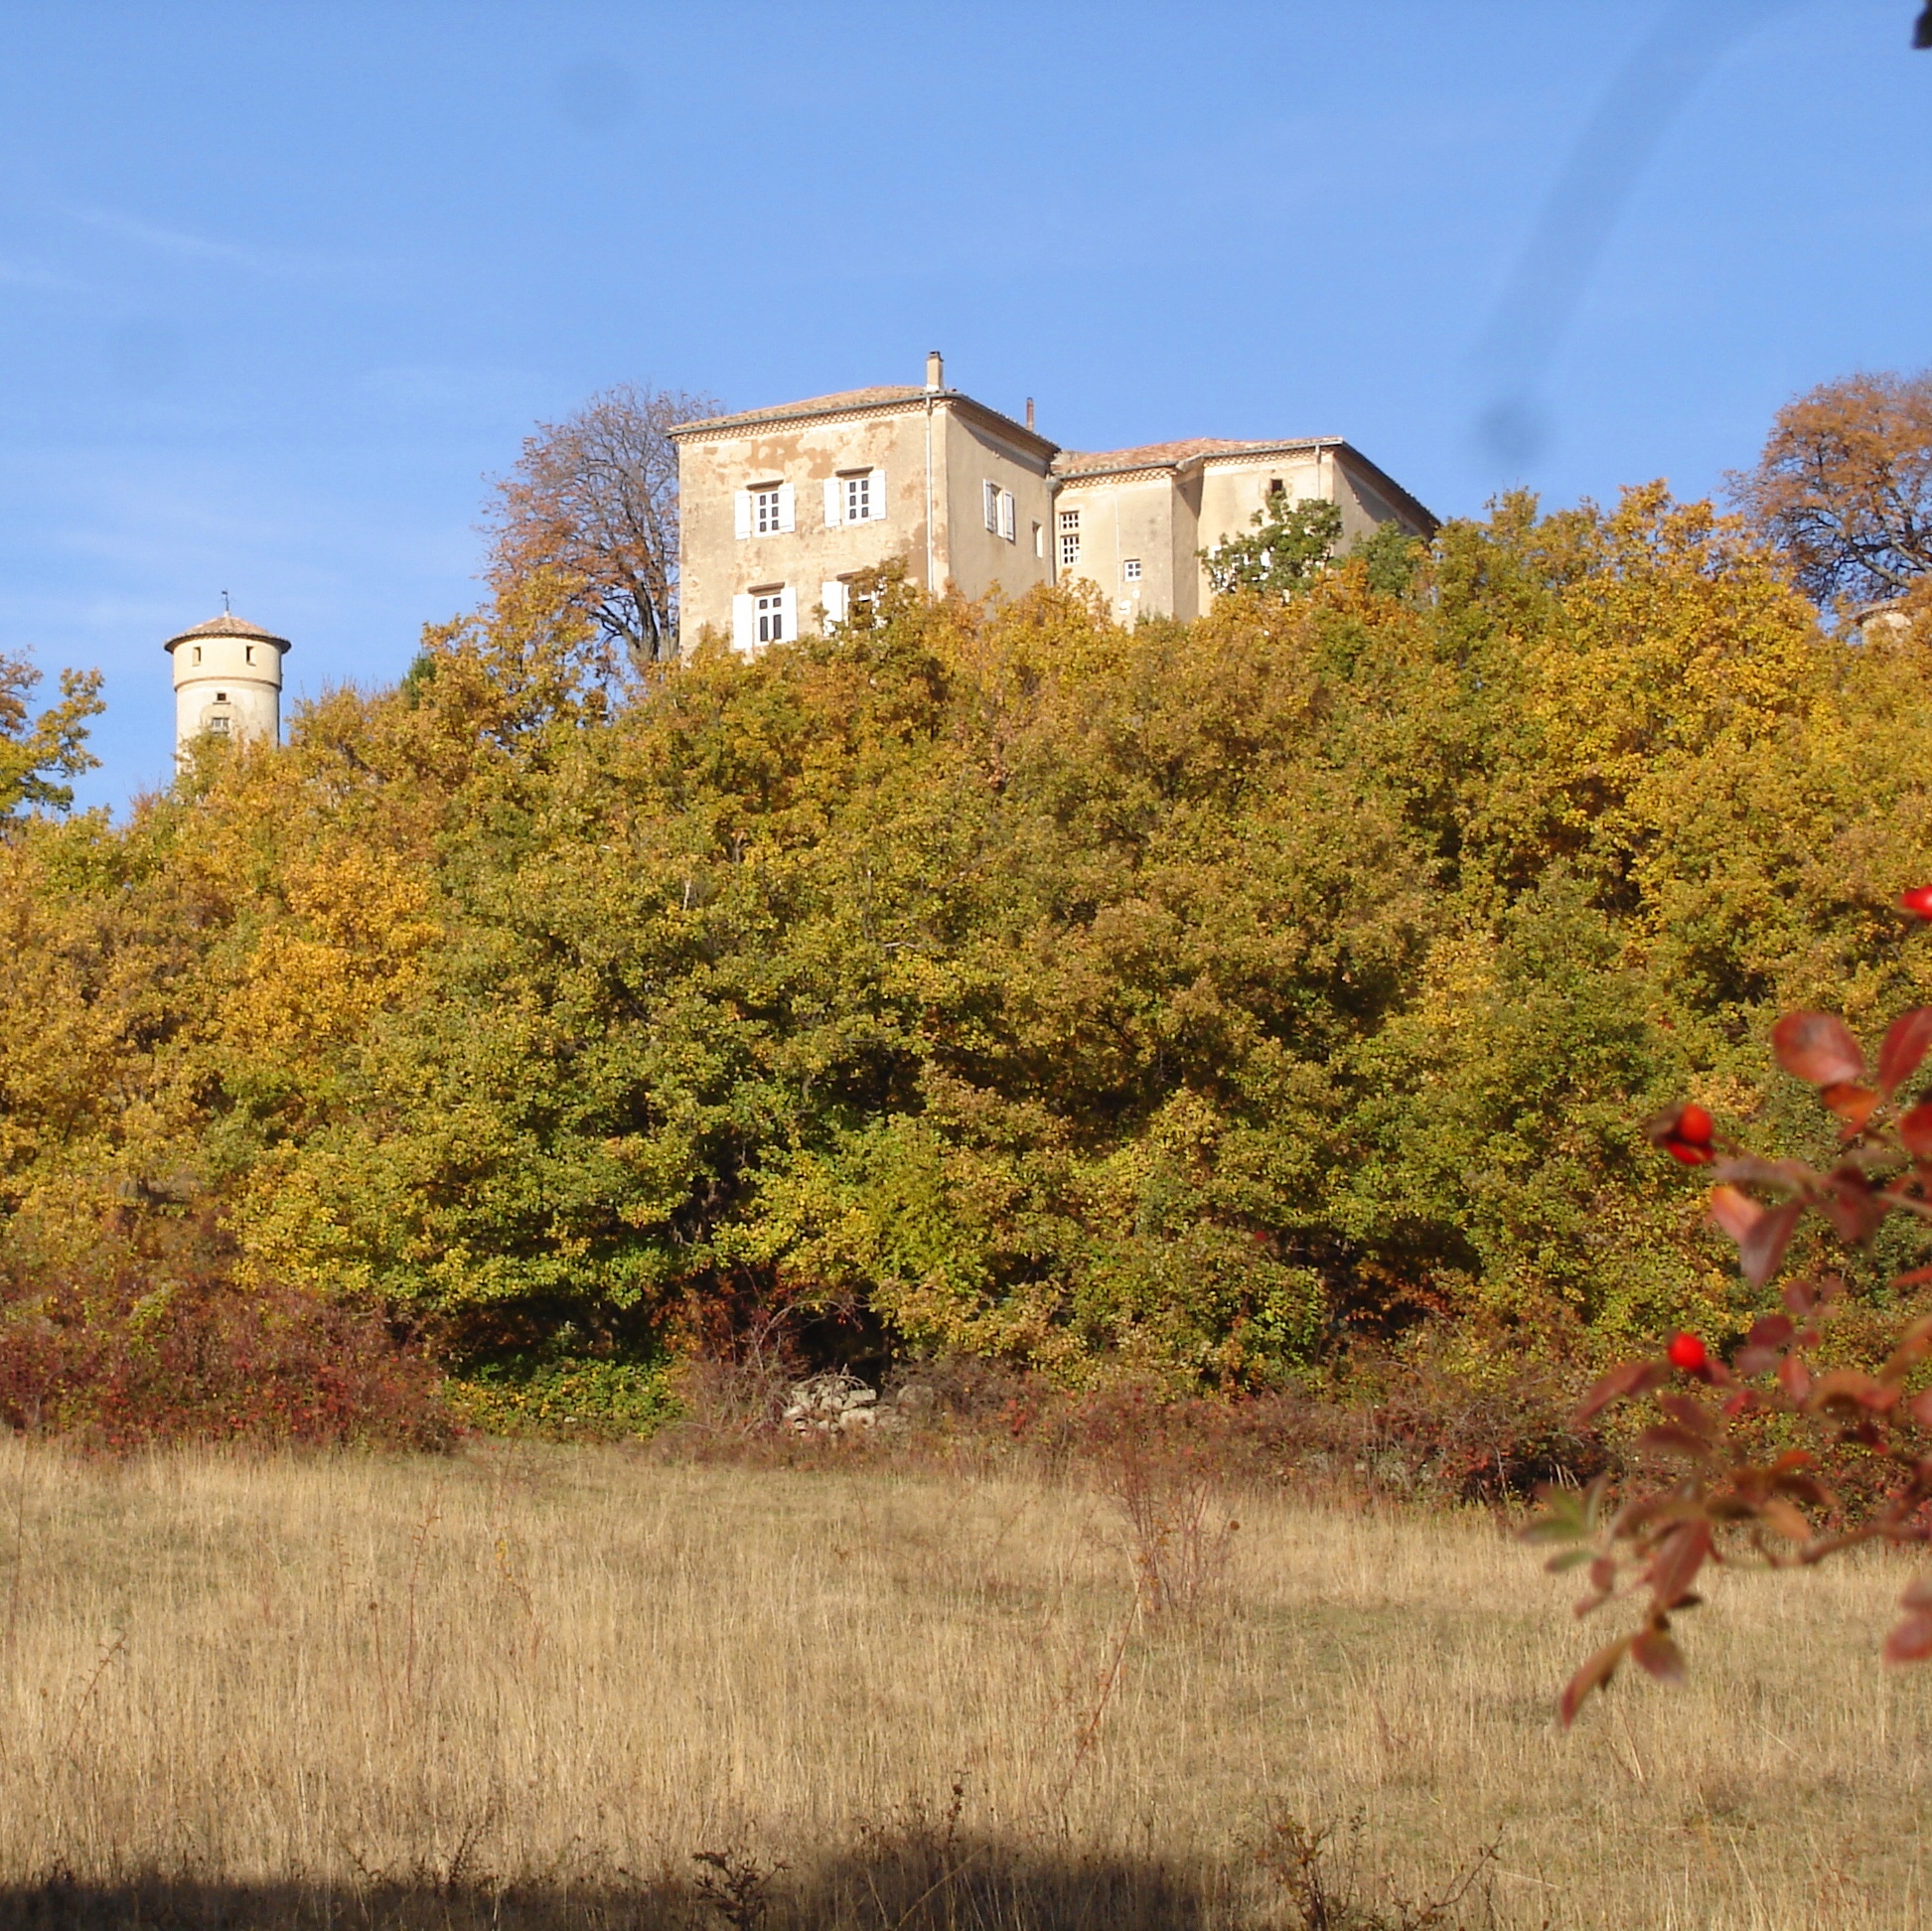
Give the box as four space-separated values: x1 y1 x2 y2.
676 386 932 432
1054 436 1336 478
164 612 291 652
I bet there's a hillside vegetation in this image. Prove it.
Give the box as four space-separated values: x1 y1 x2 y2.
6 484 1932 1412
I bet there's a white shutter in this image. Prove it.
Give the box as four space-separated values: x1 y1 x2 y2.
821 580 848 628
731 593 755 654
779 586 798 641
733 491 752 539
1000 491 1015 540
823 479 841 527
777 483 796 532
869 467 886 520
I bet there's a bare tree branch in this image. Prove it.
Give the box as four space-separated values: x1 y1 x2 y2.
484 383 722 671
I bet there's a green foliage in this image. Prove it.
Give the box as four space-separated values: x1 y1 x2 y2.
7 487 1932 1400
444 1354 679 1440
0 652 102 819
1201 494 1343 599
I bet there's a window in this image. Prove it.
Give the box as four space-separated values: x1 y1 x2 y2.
824 470 884 526
245 645 255 664
1266 477 1284 497
756 590 786 645
192 646 202 665
1059 509 1080 531
754 487 784 535
983 481 1000 531
216 691 228 701
998 491 1015 541
1060 529 1081 569
208 716 229 734
1122 558 1141 582
1032 522 1043 559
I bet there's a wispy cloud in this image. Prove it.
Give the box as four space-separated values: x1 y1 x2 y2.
0 257 77 292
58 203 359 280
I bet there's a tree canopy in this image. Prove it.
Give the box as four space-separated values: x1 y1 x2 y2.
6 478 1932 1401
1729 369 1932 610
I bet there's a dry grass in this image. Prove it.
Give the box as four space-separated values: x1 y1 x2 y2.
0 1438 1926 1928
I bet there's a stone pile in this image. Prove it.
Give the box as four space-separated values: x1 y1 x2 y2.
782 1371 884 1434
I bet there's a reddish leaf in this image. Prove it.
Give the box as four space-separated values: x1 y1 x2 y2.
1806 1367 1896 1414
1778 1354 1813 1402
1560 1637 1629 1725
1901 1104 1932 1160
1822 1082 1879 1133
1884 1612 1932 1665
1759 1498 1812 1544
1880 1313 1932 1383
1657 1393 1718 1438
1770 1011 1865 1088
1734 1344 1780 1377
1709 1192 1803 1288
1572 1360 1667 1427
1635 1423 1717 1462
1902 1573 1932 1612
1748 1313 1795 1349
1879 1009 1932 1099
1708 1184 1761 1245
1893 1265 1932 1289
1630 1626 1686 1684
1648 1520 1712 1609
1782 1277 1818 1315
1818 1169 1886 1247
1910 1390 1932 1429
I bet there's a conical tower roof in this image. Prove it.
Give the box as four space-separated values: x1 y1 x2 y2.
164 611 291 654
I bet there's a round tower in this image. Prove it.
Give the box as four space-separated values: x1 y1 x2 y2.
164 610 291 756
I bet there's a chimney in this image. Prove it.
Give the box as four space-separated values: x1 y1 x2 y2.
1025 396 1035 431
925 349 944 391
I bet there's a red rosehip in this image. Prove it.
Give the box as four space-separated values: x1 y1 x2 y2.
1901 886 1932 920
1667 1331 1709 1374
1660 1102 1716 1165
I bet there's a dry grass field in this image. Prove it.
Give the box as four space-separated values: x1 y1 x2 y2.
0 1436 1927 1929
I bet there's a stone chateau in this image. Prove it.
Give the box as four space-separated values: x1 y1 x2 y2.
669 352 1435 654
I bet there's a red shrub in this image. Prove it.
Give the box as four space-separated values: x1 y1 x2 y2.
0 1259 452 1452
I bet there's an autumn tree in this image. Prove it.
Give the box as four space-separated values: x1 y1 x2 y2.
484 382 721 671
0 651 102 820
1729 369 1932 609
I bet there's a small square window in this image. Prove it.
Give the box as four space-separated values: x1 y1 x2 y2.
754 487 784 534
1123 557 1141 582
844 473 873 523
755 590 786 645
216 690 228 701
1059 509 1080 532
209 715 230 734
1059 530 1081 569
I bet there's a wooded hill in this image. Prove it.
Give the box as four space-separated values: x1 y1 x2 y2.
6 481 1932 1411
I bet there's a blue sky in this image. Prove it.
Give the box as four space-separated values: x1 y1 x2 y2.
1 0 1928 810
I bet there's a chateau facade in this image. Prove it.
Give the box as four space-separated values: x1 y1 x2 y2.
669 353 1435 653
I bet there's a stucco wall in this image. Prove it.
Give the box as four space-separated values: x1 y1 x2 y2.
936 405 1055 603
674 407 935 648
169 633 283 753
1053 472 1181 624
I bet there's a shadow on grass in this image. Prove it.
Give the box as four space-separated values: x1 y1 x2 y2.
0 1839 1227 1931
